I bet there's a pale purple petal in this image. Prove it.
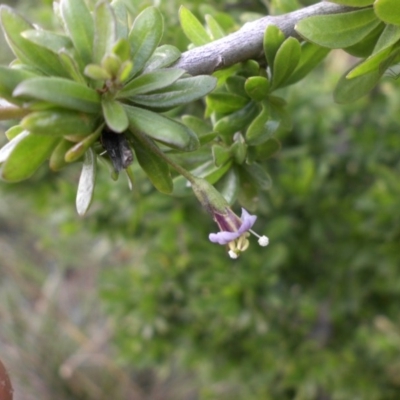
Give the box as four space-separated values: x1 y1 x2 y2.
237 208 257 234
209 231 241 245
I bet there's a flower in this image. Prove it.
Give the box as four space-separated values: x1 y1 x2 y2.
209 207 269 259
191 177 269 258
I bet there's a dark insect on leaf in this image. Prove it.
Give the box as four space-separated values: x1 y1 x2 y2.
101 127 134 172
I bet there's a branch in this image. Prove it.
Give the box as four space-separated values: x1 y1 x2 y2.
174 2 355 75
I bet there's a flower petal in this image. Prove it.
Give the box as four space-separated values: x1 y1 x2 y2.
209 230 240 245
237 208 257 234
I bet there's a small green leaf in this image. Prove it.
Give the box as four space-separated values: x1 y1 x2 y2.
0 6 69 77
128 133 173 194
206 93 249 115
295 8 380 48
214 101 259 139
179 6 211 46
245 76 270 101
110 0 129 40
212 144 231 167
344 23 384 57
346 46 395 78
5 125 24 140
264 25 286 69
374 0 400 26
231 138 247 165
22 109 97 136
21 30 72 53
128 6 164 77
130 75 217 109
181 115 212 137
284 42 330 86
60 0 94 65
216 168 240 205
65 128 102 163
0 133 58 182
143 45 181 72
253 138 281 161
0 130 29 163
93 1 117 64
373 24 400 54
246 103 272 145
205 14 225 40
334 66 383 103
0 66 37 105
242 163 272 191
58 49 86 84
124 105 199 151
191 160 231 183
84 64 112 80
102 99 129 133
49 138 75 171
14 77 101 113
225 76 248 98
112 38 131 61
119 68 185 97
76 148 97 216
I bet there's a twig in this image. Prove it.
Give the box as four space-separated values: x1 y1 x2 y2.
174 2 354 75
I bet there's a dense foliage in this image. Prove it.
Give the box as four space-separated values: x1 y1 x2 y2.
1 0 400 399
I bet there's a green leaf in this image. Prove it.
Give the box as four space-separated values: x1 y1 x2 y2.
216 168 240 205
21 30 72 53
22 109 97 136
253 138 281 161
0 130 29 163
84 64 112 80
344 23 384 57
110 0 129 39
205 14 225 40
123 105 199 151
212 144 231 167
49 138 75 171
128 6 164 77
0 6 69 77
0 133 58 182
246 102 278 145
242 163 272 191
5 125 24 140
334 66 383 103
295 8 380 48
346 46 395 78
102 99 129 133
206 93 249 115
143 45 181 72
264 25 286 69
60 0 94 65
231 137 247 164
327 0 373 5
179 6 211 46
374 0 400 26
0 66 37 105
119 68 185 97
245 76 270 101
373 24 400 54
14 77 101 113
58 49 86 84
93 1 117 64
225 76 248 98
181 115 212 137
130 75 217 109
128 133 172 194
213 101 259 139
76 148 97 216
284 42 330 86
65 128 102 163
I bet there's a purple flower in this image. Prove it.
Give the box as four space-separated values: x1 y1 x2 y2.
209 207 269 259
209 208 256 245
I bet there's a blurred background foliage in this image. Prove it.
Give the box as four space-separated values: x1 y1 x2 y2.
1 0 400 399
